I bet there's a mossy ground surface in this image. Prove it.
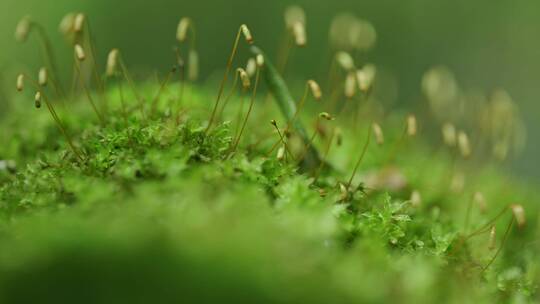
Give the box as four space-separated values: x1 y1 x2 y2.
0 83 539 303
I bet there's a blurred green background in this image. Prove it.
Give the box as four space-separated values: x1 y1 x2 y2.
1 0 539 181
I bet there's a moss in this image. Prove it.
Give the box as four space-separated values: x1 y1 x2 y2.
0 82 538 303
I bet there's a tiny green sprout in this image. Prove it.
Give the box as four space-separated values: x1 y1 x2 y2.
34 91 42 108
206 24 255 133
15 16 32 42
16 74 24 92
372 122 384 145
106 49 119 77
488 226 496 250
74 44 86 61
457 131 471 158
442 122 457 147
356 64 376 93
410 190 422 208
38 67 48 87
406 114 417 137
319 112 334 121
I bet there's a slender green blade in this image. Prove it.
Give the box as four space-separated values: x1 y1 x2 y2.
250 46 322 170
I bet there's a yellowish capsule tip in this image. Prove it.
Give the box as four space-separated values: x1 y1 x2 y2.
277 146 285 160
15 16 31 42
59 13 76 35
34 91 42 108
307 80 322 100
241 24 254 44
292 21 307 47
256 54 264 67
356 64 377 92
237 68 250 89
38 67 48 86
319 112 335 121
106 49 119 77
16 74 25 92
510 204 526 228
246 58 257 77
176 18 191 42
74 44 86 61
74 13 85 33
335 52 354 71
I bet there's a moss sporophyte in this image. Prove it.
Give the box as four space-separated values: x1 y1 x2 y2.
2 9 538 303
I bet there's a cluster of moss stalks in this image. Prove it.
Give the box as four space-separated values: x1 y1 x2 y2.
0 12 539 304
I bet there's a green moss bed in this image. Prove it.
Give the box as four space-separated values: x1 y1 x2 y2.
0 82 538 304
